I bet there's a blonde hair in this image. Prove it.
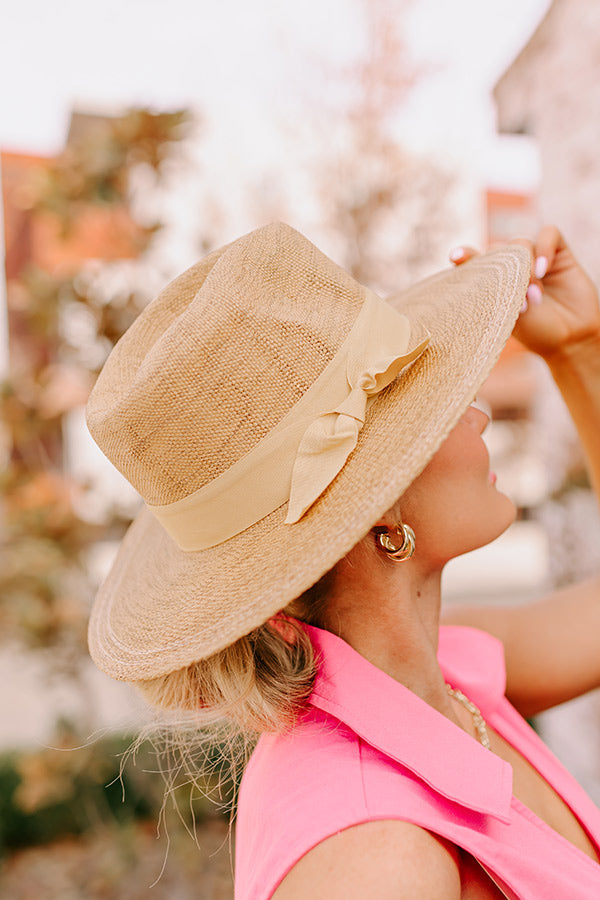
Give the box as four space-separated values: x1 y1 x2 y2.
137 616 313 734
136 564 336 735
125 567 336 831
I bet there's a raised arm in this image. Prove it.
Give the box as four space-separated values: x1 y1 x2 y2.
443 226 600 717
518 225 600 496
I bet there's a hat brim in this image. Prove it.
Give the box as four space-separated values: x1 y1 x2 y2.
88 244 531 680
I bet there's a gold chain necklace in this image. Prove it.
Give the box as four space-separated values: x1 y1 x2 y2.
446 684 491 750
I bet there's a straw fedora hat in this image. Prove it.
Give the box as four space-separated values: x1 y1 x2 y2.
86 222 530 682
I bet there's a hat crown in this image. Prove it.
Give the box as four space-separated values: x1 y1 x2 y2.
86 223 368 506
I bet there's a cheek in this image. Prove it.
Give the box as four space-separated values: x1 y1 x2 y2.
431 427 489 478
397 428 515 560
405 429 486 507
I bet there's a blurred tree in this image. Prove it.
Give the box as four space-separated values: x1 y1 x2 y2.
0 108 192 714
306 0 457 293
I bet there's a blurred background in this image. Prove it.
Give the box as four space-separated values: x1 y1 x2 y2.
1 0 600 896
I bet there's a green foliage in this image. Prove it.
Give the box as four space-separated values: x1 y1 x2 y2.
0 737 155 854
0 729 236 855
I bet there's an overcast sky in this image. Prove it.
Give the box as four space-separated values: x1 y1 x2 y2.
1 0 549 185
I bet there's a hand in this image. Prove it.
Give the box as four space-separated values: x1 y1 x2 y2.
449 225 600 362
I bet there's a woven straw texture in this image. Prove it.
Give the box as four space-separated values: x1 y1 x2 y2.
87 225 367 505
86 223 531 681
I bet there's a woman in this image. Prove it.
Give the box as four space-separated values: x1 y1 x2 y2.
86 222 600 899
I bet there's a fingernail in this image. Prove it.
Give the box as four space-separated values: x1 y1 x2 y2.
526 283 543 305
449 247 464 262
534 256 548 279
520 299 528 314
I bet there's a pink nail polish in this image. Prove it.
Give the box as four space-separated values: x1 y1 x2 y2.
534 256 548 279
449 247 464 262
520 299 528 313
526 283 542 305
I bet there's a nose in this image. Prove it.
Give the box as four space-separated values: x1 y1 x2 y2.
468 397 492 433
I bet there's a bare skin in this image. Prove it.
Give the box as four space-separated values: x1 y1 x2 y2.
273 226 600 899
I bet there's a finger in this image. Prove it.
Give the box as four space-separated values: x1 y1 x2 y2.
525 282 543 308
518 283 543 317
532 224 568 278
449 245 479 266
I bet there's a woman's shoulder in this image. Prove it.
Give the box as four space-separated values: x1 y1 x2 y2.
270 819 461 900
236 709 371 900
235 703 465 900
239 707 367 821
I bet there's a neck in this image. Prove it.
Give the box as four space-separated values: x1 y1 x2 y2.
321 547 451 711
316 540 488 744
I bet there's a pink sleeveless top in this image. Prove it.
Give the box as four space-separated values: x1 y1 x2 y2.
235 624 600 899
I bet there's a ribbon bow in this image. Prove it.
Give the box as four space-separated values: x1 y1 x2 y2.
285 308 429 524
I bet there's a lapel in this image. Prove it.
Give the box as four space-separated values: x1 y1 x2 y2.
306 623 513 824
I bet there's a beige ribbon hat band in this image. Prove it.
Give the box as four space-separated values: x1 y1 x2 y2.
148 290 430 550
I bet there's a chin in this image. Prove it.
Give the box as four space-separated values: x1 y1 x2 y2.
474 490 518 551
447 491 518 562
496 487 518 527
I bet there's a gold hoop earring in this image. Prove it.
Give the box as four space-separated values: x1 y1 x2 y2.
377 523 416 562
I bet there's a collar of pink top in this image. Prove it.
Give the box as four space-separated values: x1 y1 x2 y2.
304 622 514 825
